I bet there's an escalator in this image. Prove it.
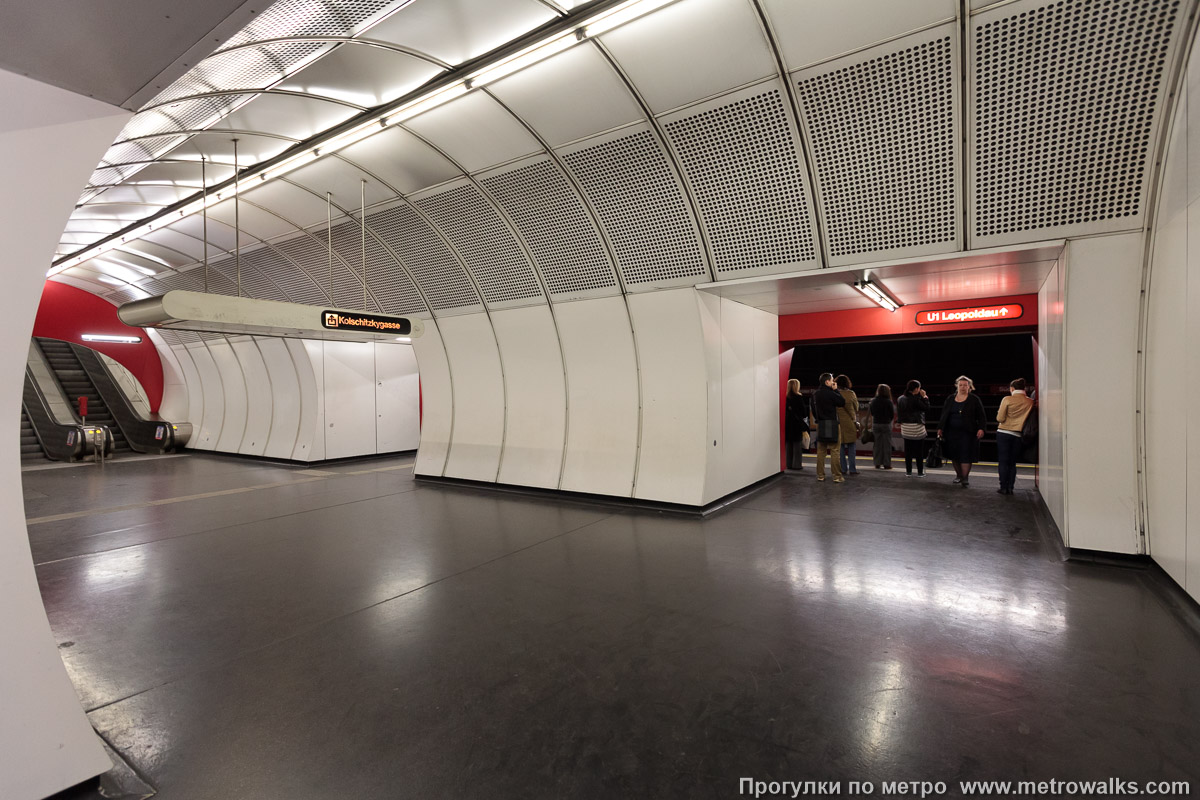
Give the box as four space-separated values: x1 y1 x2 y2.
20 407 45 461
33 337 189 455
37 338 131 453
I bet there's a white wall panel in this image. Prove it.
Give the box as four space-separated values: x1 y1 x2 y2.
294 339 325 461
1063 234 1143 554
556 296 639 497
322 341 379 460
230 337 271 456
257 337 302 460
207 337 249 454
627 288 710 505
170 343 205 438
492 305 566 489
186 341 224 450
148 329 189 422
439 313 506 481
413 322 453 476
1036 261 1066 541
375 343 421 453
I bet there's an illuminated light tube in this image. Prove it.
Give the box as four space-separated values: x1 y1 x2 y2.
854 280 900 312
51 0 682 275
394 336 412 343
82 334 142 344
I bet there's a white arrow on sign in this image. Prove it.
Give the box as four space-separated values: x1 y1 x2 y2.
1000 307 1009 315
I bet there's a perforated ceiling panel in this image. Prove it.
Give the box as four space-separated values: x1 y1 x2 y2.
255 240 331 305
971 0 1184 245
414 183 544 307
797 26 961 265
272 234 344 303
153 43 330 104
664 82 820 277
219 0 399 48
480 158 618 299
120 95 252 142
561 126 708 289
366 204 482 314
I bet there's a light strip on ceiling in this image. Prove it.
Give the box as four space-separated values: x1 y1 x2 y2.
82 334 143 343
49 0 678 277
854 280 900 312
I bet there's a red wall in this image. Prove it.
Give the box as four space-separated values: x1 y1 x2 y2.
33 282 163 412
779 294 1038 344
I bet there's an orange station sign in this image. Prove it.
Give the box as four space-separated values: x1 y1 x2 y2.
915 303 1024 326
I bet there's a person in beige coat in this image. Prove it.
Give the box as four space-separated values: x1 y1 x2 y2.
835 374 860 475
995 378 1035 495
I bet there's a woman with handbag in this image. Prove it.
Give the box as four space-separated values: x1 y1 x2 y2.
897 380 930 477
812 372 846 483
867 384 895 469
938 375 987 488
835 374 860 476
784 379 811 471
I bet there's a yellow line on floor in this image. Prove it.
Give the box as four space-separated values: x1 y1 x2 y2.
25 463 414 526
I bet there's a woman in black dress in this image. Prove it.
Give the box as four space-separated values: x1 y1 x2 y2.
784 379 810 471
937 375 986 488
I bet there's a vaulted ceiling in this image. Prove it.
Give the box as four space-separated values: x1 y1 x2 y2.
38 0 1194 340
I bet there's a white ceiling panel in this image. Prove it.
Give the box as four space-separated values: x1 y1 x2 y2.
143 228 208 260
206 198 300 242
365 0 557 66
763 0 956 71
116 240 195 269
59 232 109 246
488 43 644 147
598 0 776 115
116 161 234 188
336 127 462 195
276 43 444 108
242 180 343 230
169 215 240 253
210 93 359 141
71 204 162 221
86 185 194 207
285 157 398 211
163 132 298 168
403 90 543 173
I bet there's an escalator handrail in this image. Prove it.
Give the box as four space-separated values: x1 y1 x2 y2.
21 369 85 462
62 340 175 454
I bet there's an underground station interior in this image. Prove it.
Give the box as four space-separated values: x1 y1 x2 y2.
4 0 1200 798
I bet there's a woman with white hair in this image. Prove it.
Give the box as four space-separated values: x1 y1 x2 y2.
937 375 986 488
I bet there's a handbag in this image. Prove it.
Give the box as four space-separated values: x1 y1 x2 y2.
925 439 943 469
817 418 839 443
1020 408 1038 446
801 431 811 449
860 427 874 444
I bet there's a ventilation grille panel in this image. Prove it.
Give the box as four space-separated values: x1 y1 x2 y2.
415 184 543 305
368 205 481 313
665 87 818 275
273 235 343 303
253 242 330 305
480 160 617 297
153 43 330 104
972 0 1182 242
562 129 707 287
798 31 959 262
314 225 381 311
220 0 398 49
122 95 252 141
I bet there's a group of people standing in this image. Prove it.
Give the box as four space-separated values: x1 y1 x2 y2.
784 374 1035 492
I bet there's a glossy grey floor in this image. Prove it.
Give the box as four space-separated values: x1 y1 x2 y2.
29 455 1200 799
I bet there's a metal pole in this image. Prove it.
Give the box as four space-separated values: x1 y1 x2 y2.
361 179 367 310
233 138 241 297
201 157 209 293
327 192 333 303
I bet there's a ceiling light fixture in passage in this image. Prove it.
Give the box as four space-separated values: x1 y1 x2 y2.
854 280 900 312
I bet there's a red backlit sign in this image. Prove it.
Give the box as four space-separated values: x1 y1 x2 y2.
915 303 1024 326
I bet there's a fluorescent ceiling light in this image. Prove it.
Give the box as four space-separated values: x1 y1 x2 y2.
854 280 900 312
394 336 412 343
82 334 142 343
51 0 681 277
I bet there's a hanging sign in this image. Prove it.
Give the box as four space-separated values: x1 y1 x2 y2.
915 303 1024 326
321 311 411 335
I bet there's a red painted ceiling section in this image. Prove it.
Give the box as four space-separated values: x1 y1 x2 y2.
779 294 1038 344
33 282 163 412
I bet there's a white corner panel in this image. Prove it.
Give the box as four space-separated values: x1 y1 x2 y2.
257 337 303 460
488 43 645 148
1063 234 1144 554
627 288 710 505
294 339 326 461
375 343 421 453
186 341 225 450
413 322 453 476
322 341 380 459
1036 261 1066 541
403 91 543 174
208 337 249 454
439 313 506 481
763 0 956 71
556 296 639 497
492 305 566 489
598 0 776 115
231 338 272 456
